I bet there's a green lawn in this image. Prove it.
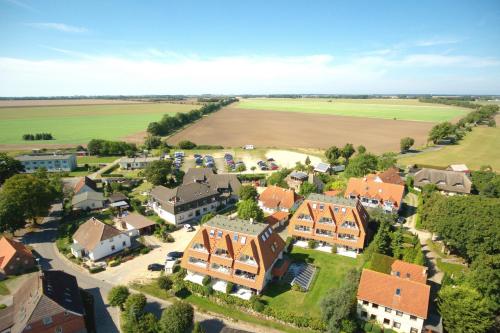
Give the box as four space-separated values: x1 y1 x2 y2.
237 98 468 122
0 103 195 145
0 280 9 295
77 156 119 164
261 247 361 318
398 125 500 171
436 258 468 276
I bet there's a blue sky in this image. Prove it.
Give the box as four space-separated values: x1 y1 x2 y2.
1 0 499 96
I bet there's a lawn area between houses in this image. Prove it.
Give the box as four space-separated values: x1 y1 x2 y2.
261 247 362 319
77 156 119 164
436 258 468 276
130 279 313 333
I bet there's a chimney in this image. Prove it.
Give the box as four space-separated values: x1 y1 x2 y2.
249 218 254 224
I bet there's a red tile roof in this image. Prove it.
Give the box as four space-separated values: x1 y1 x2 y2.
259 185 302 210
0 237 34 270
390 260 428 284
345 177 405 209
367 167 405 186
324 190 341 197
265 211 289 227
357 269 430 318
74 176 98 194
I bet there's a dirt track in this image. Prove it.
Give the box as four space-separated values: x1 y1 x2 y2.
167 108 434 153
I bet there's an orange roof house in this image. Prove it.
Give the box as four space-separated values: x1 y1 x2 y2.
356 266 430 332
73 176 98 195
258 185 302 213
288 193 369 255
264 211 289 229
390 260 428 284
0 237 36 277
345 177 405 213
367 167 405 186
180 215 285 295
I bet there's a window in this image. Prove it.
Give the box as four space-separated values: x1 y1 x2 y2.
111 245 115 251
261 234 267 242
341 207 346 213
240 236 246 244
209 229 215 237
406 273 411 279
396 310 403 316
64 311 69 316
217 231 223 238
372 304 378 309
319 204 324 210
393 322 401 329
122 241 126 246
395 288 401 296
55 327 63 333
383 318 390 325
410 328 419 333
370 314 376 320
385 307 392 313
362 300 369 305
410 315 417 321
334 206 339 212
42 316 53 325
233 233 238 241
395 271 400 277
361 311 367 318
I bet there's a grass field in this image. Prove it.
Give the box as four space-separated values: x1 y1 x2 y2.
398 123 500 171
0 103 195 145
237 98 468 122
261 247 361 318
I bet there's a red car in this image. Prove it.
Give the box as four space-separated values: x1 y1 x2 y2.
270 163 279 170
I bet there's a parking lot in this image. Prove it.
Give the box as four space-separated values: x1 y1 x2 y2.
94 227 196 285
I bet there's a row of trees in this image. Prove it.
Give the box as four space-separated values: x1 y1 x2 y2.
107 286 200 333
87 139 138 156
419 191 499 332
418 97 479 109
0 169 63 232
147 98 237 136
22 133 54 140
471 168 500 198
428 104 498 144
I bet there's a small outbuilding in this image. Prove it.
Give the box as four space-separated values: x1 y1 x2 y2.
72 191 106 210
115 212 156 236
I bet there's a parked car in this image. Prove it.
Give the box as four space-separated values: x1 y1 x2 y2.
267 157 275 162
147 263 165 271
397 216 406 224
166 251 184 261
183 224 194 231
194 154 202 159
269 163 279 170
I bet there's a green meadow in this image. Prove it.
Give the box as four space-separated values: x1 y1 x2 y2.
237 98 468 122
0 103 195 145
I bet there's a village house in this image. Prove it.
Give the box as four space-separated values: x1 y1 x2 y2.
446 164 470 175
115 212 156 236
258 185 303 214
264 211 290 229
71 191 106 211
73 176 98 195
149 182 221 225
0 236 36 279
181 215 285 298
366 167 405 186
118 156 161 170
285 171 324 192
71 217 131 261
5 270 87 333
288 193 369 257
413 168 472 195
183 168 242 202
15 153 77 173
345 177 405 213
357 260 430 333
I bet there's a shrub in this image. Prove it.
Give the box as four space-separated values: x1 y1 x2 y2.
0 304 7 310
166 234 175 243
158 275 173 291
285 236 294 253
291 283 305 292
252 299 265 312
331 244 337 254
226 282 234 294
202 276 211 286
308 239 317 249
364 322 373 332
140 247 151 255
177 140 197 149
109 259 120 267
88 266 105 274
371 324 382 333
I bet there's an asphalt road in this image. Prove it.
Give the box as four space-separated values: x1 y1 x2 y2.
21 204 264 333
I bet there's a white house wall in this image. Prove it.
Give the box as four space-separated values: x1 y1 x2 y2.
356 300 424 333
87 233 131 261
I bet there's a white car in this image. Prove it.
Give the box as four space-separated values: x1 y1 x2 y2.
183 224 194 231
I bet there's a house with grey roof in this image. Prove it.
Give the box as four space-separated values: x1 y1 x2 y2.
15 153 77 173
71 217 131 261
148 182 221 225
414 168 472 195
183 168 242 202
71 191 106 210
118 156 161 170
286 171 324 192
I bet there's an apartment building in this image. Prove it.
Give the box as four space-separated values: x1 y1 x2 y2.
345 177 405 213
183 168 242 203
149 182 220 225
357 261 430 333
258 185 302 214
288 193 369 256
180 215 285 297
15 153 77 173
118 156 161 170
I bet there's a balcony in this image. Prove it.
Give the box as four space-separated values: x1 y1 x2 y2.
294 226 312 234
192 244 208 253
188 257 208 268
318 218 334 225
234 269 256 281
297 214 313 222
210 263 231 275
237 256 257 266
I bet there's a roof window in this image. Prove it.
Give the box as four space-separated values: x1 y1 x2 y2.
395 288 401 296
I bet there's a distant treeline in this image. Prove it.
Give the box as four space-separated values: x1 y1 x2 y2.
87 139 137 156
0 95 188 101
22 133 54 141
147 98 238 136
418 97 479 109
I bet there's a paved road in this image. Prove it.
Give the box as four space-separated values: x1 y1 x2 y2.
21 204 277 333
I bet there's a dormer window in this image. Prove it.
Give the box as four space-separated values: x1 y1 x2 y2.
406 273 411 279
209 229 215 237
240 236 246 244
395 271 400 277
217 231 223 238
395 288 401 296
233 233 238 241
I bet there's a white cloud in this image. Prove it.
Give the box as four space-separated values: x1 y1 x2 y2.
0 52 498 96
26 22 88 33
3 0 36 11
415 37 461 47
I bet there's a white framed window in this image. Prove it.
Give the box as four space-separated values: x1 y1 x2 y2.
42 316 53 325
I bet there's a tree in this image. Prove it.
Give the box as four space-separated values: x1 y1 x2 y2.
123 293 147 318
341 143 355 162
321 269 360 333
143 160 173 186
267 168 292 188
428 122 456 144
325 146 341 165
400 137 415 152
466 254 500 310
305 156 311 166
344 153 378 177
237 199 264 222
438 285 494 333
177 140 197 149
121 293 153 333
377 152 397 171
0 153 24 184
372 218 393 256
159 301 194 333
200 212 215 225
471 170 500 198
357 145 366 154
391 226 404 259
107 285 130 310
143 135 162 149
157 275 173 291
239 185 258 201
299 182 318 196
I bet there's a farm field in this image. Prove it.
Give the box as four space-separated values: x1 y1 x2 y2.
0 103 195 146
168 107 435 153
237 98 468 122
398 118 500 171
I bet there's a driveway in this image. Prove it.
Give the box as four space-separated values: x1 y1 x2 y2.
94 228 195 285
21 204 269 333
